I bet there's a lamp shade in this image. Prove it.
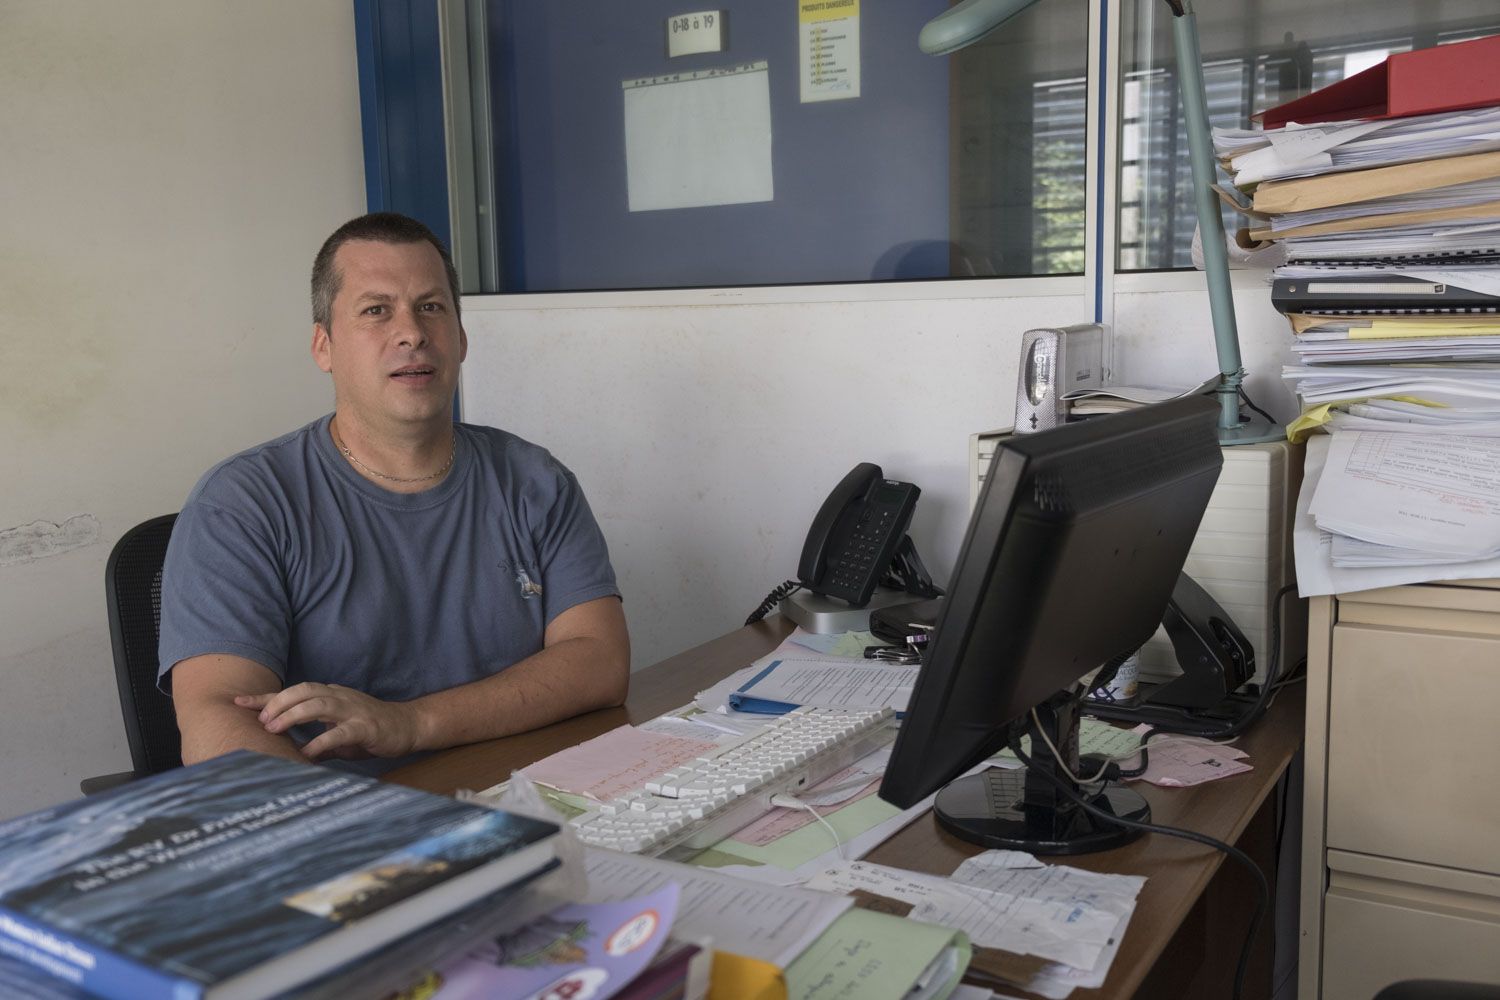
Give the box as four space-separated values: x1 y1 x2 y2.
918 0 1044 55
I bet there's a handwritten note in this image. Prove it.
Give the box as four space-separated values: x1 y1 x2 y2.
783 907 967 1000
787 628 877 658
520 725 715 802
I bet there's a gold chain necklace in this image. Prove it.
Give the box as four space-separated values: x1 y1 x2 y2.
331 421 456 485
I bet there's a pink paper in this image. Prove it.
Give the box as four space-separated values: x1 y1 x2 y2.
727 766 882 846
1131 739 1251 787
522 725 716 802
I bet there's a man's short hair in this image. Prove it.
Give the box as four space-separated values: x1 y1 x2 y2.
311 212 461 329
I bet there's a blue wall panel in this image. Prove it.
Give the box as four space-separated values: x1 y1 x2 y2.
354 0 452 250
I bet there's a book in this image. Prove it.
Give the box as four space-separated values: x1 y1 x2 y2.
0 751 559 1000
289 859 566 999
0 863 566 1000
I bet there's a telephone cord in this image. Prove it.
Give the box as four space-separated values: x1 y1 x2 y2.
745 580 801 626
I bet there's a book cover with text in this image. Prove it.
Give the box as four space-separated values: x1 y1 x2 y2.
0 751 557 1000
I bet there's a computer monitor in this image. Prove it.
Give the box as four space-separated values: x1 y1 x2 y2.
878 395 1223 854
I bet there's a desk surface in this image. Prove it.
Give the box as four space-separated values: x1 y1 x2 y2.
390 618 1304 1000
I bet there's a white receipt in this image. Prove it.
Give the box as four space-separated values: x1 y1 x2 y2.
584 848 849 967
803 857 1143 973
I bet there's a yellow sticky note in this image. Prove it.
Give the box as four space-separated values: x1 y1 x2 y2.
709 951 787 1000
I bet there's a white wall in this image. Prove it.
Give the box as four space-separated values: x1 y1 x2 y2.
0 2 364 819
460 274 1299 674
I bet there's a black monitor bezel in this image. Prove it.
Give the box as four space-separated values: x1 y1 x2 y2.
879 396 1223 809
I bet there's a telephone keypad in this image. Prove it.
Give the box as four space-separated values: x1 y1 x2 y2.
803 473 921 605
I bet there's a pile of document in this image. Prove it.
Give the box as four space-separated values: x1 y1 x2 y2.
1211 34 1500 594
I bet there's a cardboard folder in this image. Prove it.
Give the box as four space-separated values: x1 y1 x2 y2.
1257 32 1500 130
1253 150 1500 215
1248 198 1500 242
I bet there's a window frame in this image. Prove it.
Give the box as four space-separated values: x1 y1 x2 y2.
373 1 1488 313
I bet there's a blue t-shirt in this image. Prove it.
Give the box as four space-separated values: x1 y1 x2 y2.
158 415 620 766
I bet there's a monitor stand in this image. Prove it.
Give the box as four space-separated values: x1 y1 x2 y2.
933 692 1149 855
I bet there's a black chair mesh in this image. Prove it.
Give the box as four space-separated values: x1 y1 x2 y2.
107 514 181 776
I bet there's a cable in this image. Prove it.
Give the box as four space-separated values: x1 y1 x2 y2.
1108 729 1241 779
1029 708 1112 785
1013 733 1269 1000
770 793 843 858
745 580 801 626
1238 386 1277 426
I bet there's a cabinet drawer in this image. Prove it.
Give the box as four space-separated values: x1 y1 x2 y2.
1327 625 1500 874
1321 851 1500 1000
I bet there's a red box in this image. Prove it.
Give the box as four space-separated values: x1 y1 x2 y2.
1257 32 1500 129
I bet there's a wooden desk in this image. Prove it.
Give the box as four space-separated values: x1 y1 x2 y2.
390 618 1304 1000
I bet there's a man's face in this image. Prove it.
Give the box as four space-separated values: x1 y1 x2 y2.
311 239 467 432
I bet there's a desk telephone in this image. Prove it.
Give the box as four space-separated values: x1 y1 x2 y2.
745 463 941 625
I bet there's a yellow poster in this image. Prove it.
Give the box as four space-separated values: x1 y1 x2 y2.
798 0 860 103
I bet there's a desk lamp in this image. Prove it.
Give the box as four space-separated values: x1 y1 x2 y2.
923 0 1282 444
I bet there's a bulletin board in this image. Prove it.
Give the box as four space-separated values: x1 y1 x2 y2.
486 0 953 291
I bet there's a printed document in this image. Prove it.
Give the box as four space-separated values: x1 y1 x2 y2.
1310 430 1500 557
583 848 849 968
1293 436 1500 595
735 658 918 712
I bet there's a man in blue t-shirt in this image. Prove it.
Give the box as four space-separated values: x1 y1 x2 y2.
158 213 629 773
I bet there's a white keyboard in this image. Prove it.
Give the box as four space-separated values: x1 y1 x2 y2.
569 707 896 856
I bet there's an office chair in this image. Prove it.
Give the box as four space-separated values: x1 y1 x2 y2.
80 514 182 794
1375 982 1500 1000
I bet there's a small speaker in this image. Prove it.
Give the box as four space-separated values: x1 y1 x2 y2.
1014 324 1104 434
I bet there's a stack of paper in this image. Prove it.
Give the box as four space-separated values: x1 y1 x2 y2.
1295 434 1500 595
1214 42 1500 593
1214 106 1500 187
804 852 1145 998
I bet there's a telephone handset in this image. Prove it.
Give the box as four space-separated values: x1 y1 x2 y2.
797 463 921 607
743 463 937 626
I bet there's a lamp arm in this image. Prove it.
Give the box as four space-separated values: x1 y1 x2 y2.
917 0 1281 442
1169 2 1244 432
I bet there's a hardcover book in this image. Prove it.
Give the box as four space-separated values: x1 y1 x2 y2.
0 751 558 1000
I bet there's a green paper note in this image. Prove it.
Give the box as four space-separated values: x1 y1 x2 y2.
785 907 969 1000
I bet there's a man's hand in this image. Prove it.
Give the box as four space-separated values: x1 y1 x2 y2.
171 597 628 765
235 684 421 761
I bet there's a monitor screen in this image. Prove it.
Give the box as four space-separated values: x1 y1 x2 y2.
879 396 1222 813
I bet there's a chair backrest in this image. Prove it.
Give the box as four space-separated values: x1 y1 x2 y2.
105 514 181 776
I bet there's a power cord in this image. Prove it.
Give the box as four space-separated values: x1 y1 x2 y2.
745 580 801 626
1022 583 1302 995
1013 733 1269 1000
770 793 844 858
1238 386 1277 426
